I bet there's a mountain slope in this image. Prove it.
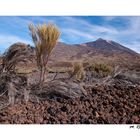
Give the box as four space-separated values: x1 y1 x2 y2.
5 39 140 69
50 39 140 70
79 38 139 57
50 38 140 61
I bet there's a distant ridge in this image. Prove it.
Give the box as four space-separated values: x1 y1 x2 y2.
5 38 140 64
80 38 139 56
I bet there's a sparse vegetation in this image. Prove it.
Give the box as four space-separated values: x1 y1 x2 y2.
16 65 37 74
48 67 71 73
68 62 85 81
0 19 140 124
29 23 60 85
1 43 32 73
86 63 112 77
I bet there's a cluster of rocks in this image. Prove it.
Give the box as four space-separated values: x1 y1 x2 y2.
0 82 139 124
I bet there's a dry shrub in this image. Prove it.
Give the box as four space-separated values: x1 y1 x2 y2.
68 62 85 81
86 63 112 77
48 67 71 73
23 88 30 103
8 82 17 105
1 43 33 73
29 23 60 85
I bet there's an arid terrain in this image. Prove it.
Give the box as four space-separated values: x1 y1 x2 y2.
0 38 140 124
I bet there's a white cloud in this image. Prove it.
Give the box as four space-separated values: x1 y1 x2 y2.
62 28 94 39
59 17 140 53
123 41 140 53
0 16 140 53
0 17 31 31
103 16 117 21
0 34 32 52
62 16 118 34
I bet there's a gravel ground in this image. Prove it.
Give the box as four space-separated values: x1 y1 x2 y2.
0 82 140 124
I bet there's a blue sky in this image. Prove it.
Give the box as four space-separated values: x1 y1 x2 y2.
0 16 140 53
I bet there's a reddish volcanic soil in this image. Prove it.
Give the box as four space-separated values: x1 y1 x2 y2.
0 83 140 124
0 42 140 124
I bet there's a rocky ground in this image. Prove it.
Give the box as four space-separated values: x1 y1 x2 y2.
0 42 140 124
0 79 140 124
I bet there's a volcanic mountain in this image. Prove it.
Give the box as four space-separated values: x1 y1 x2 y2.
4 38 140 69
80 38 138 56
50 38 139 60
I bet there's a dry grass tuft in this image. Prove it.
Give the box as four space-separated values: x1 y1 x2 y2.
1 43 32 73
86 63 112 77
29 23 60 84
68 62 85 81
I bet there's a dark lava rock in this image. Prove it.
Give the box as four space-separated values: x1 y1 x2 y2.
0 84 140 124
